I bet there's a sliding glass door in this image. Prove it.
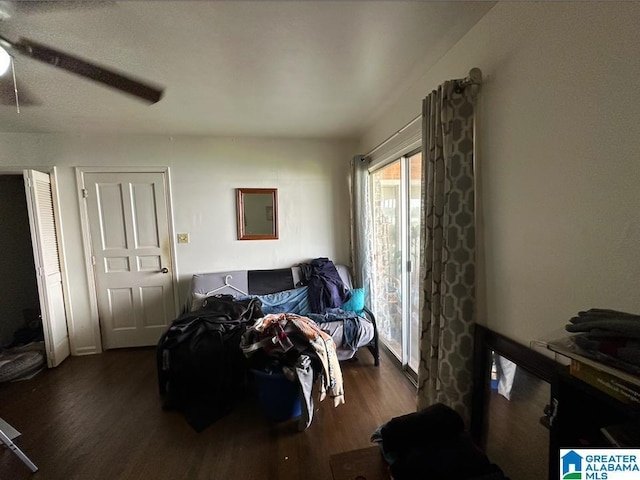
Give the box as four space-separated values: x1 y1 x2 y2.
407 152 422 372
370 149 422 374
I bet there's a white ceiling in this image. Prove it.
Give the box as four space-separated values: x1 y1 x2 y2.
0 1 494 137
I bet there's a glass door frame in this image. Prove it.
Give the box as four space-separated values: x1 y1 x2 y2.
369 147 422 379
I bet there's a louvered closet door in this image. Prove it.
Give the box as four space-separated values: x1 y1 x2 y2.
84 171 176 349
24 170 70 368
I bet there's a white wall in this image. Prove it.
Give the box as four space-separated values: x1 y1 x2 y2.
359 2 640 345
0 134 355 353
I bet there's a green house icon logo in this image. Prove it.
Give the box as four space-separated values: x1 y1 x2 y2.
562 450 582 479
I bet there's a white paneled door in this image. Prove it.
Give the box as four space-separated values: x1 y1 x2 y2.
83 171 176 349
24 170 70 368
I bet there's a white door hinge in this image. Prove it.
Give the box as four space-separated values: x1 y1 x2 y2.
82 188 88 198
91 255 96 266
26 177 32 188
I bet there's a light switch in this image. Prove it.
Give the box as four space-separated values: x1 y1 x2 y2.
177 233 190 244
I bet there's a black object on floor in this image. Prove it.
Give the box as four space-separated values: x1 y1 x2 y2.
375 403 510 480
157 295 263 432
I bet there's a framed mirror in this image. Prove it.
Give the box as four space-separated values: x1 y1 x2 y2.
471 325 556 480
236 188 278 240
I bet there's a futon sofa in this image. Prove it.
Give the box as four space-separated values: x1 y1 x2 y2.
186 263 379 365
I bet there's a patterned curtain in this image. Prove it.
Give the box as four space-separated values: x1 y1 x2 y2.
349 155 373 302
417 81 477 424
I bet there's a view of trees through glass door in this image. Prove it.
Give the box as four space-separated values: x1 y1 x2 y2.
370 149 422 374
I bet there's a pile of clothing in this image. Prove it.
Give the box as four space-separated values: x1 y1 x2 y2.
240 312 344 430
371 403 509 480
158 258 349 432
238 259 350 430
156 294 263 431
297 257 351 313
298 257 365 353
565 308 640 374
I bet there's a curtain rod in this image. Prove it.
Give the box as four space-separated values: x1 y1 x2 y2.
362 67 482 159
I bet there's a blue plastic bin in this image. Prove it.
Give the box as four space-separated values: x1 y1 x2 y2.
251 368 302 422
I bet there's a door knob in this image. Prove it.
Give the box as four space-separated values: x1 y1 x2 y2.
160 267 169 274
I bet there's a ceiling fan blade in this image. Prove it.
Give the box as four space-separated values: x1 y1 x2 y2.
9 1 115 14
0 1 115 21
12 37 164 104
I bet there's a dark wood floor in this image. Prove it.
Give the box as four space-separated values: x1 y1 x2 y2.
0 347 415 480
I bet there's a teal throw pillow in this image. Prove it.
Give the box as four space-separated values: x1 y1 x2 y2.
342 288 365 314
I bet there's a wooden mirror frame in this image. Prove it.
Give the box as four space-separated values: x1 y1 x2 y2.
471 325 557 480
236 188 279 240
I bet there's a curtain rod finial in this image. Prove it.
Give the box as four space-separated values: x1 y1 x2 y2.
468 67 482 85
